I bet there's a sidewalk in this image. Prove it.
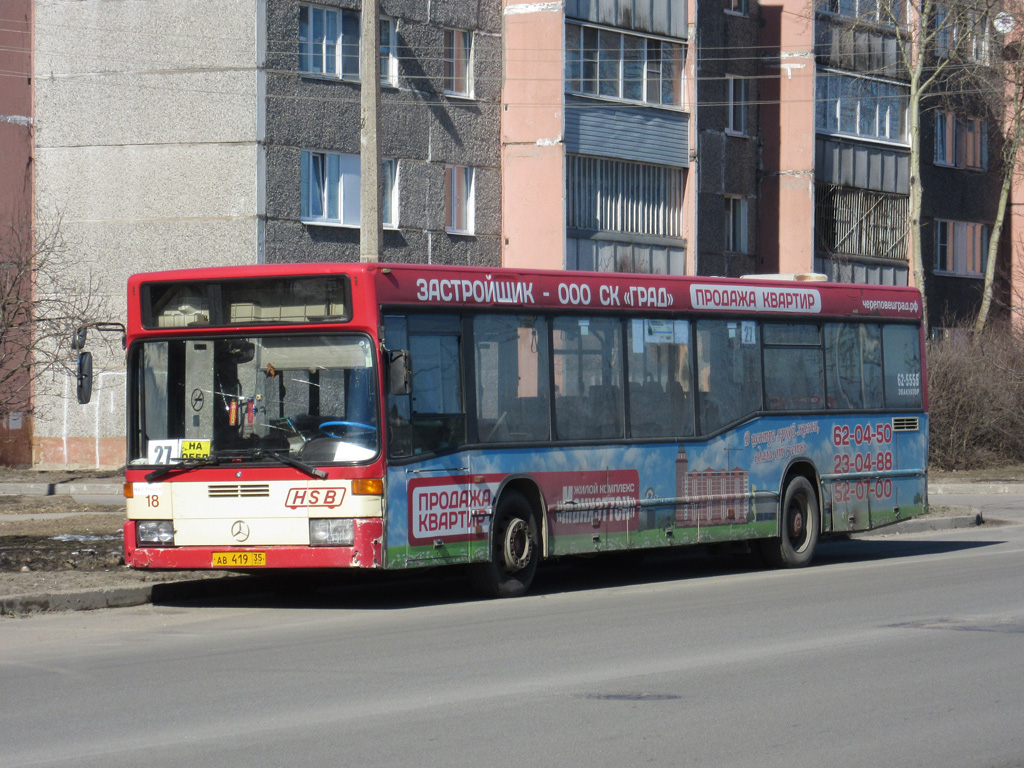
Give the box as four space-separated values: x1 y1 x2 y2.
1 477 1019 616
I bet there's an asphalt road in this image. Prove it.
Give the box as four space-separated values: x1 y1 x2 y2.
2 506 1023 768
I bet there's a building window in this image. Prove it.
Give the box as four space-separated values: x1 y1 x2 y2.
567 239 687 275
935 219 987 277
299 4 360 79
727 76 747 134
726 197 748 253
934 112 987 170
445 165 474 234
815 184 908 262
382 159 398 228
444 28 473 97
935 7 990 63
380 17 397 86
565 22 683 107
724 0 748 15
821 0 903 26
566 155 684 238
816 71 908 143
301 151 397 228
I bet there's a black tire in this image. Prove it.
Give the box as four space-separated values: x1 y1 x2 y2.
759 475 819 568
469 490 540 598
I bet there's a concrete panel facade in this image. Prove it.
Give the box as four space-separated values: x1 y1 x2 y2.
33 0 263 467
262 0 501 268
696 0 763 277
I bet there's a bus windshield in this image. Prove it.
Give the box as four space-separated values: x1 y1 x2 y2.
130 334 379 466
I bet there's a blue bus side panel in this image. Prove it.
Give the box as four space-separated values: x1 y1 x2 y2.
383 414 928 569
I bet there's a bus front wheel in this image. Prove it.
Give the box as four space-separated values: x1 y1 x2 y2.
469 490 539 598
759 476 819 568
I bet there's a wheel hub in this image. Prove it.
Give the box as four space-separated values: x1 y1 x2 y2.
503 517 532 571
790 510 804 539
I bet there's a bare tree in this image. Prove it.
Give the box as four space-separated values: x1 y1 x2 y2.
0 210 113 420
815 0 1006 335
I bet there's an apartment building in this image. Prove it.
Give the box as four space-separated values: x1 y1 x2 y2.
760 0 1012 331
9 0 503 466
0 0 1017 466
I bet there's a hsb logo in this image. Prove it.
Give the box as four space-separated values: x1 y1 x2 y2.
285 487 346 509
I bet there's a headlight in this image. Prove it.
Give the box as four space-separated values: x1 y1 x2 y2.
309 518 354 546
137 520 175 546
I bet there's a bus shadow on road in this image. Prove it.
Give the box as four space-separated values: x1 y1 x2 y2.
813 535 1000 565
156 534 1006 611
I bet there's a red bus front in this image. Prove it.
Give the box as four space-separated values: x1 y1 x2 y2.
123 268 386 572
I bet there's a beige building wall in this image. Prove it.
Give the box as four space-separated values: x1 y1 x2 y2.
757 1 815 275
33 0 264 467
501 0 565 271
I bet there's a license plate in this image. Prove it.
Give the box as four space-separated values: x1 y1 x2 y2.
212 551 266 567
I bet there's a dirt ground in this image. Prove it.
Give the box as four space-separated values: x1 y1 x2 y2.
0 473 219 599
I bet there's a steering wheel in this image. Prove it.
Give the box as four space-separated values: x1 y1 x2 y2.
318 420 375 438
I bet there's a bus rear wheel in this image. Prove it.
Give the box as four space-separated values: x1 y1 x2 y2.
469 490 539 598
759 475 819 568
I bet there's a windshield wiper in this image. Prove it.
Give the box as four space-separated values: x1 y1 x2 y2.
145 455 222 482
245 448 328 480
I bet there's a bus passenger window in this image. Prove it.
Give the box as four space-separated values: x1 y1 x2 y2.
824 323 883 409
553 316 623 440
696 320 761 434
473 315 550 443
763 323 824 411
626 318 693 438
882 324 923 409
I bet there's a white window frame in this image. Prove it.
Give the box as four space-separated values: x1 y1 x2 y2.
443 28 473 97
301 151 397 228
564 22 684 109
383 159 399 228
299 3 360 80
815 71 909 144
445 165 475 234
934 219 987 277
380 16 397 87
934 112 987 170
725 196 749 254
727 76 747 135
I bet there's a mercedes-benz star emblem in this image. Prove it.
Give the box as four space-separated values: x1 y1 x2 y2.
231 520 250 542
191 388 205 411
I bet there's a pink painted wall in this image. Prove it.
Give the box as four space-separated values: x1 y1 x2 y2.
757 1 816 275
501 1 565 270
0 0 34 467
1011 159 1024 331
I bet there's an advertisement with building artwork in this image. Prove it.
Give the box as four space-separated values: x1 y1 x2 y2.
384 413 927 568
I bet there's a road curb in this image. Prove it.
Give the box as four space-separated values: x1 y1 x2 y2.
0 481 125 505
929 482 1024 495
0 575 269 617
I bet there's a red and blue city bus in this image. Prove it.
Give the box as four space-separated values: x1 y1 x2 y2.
115 263 927 596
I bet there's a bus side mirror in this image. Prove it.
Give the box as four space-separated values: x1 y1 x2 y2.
388 349 411 396
72 327 88 351
77 351 94 404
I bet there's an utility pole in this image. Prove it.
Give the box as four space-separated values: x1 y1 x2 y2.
359 0 382 262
